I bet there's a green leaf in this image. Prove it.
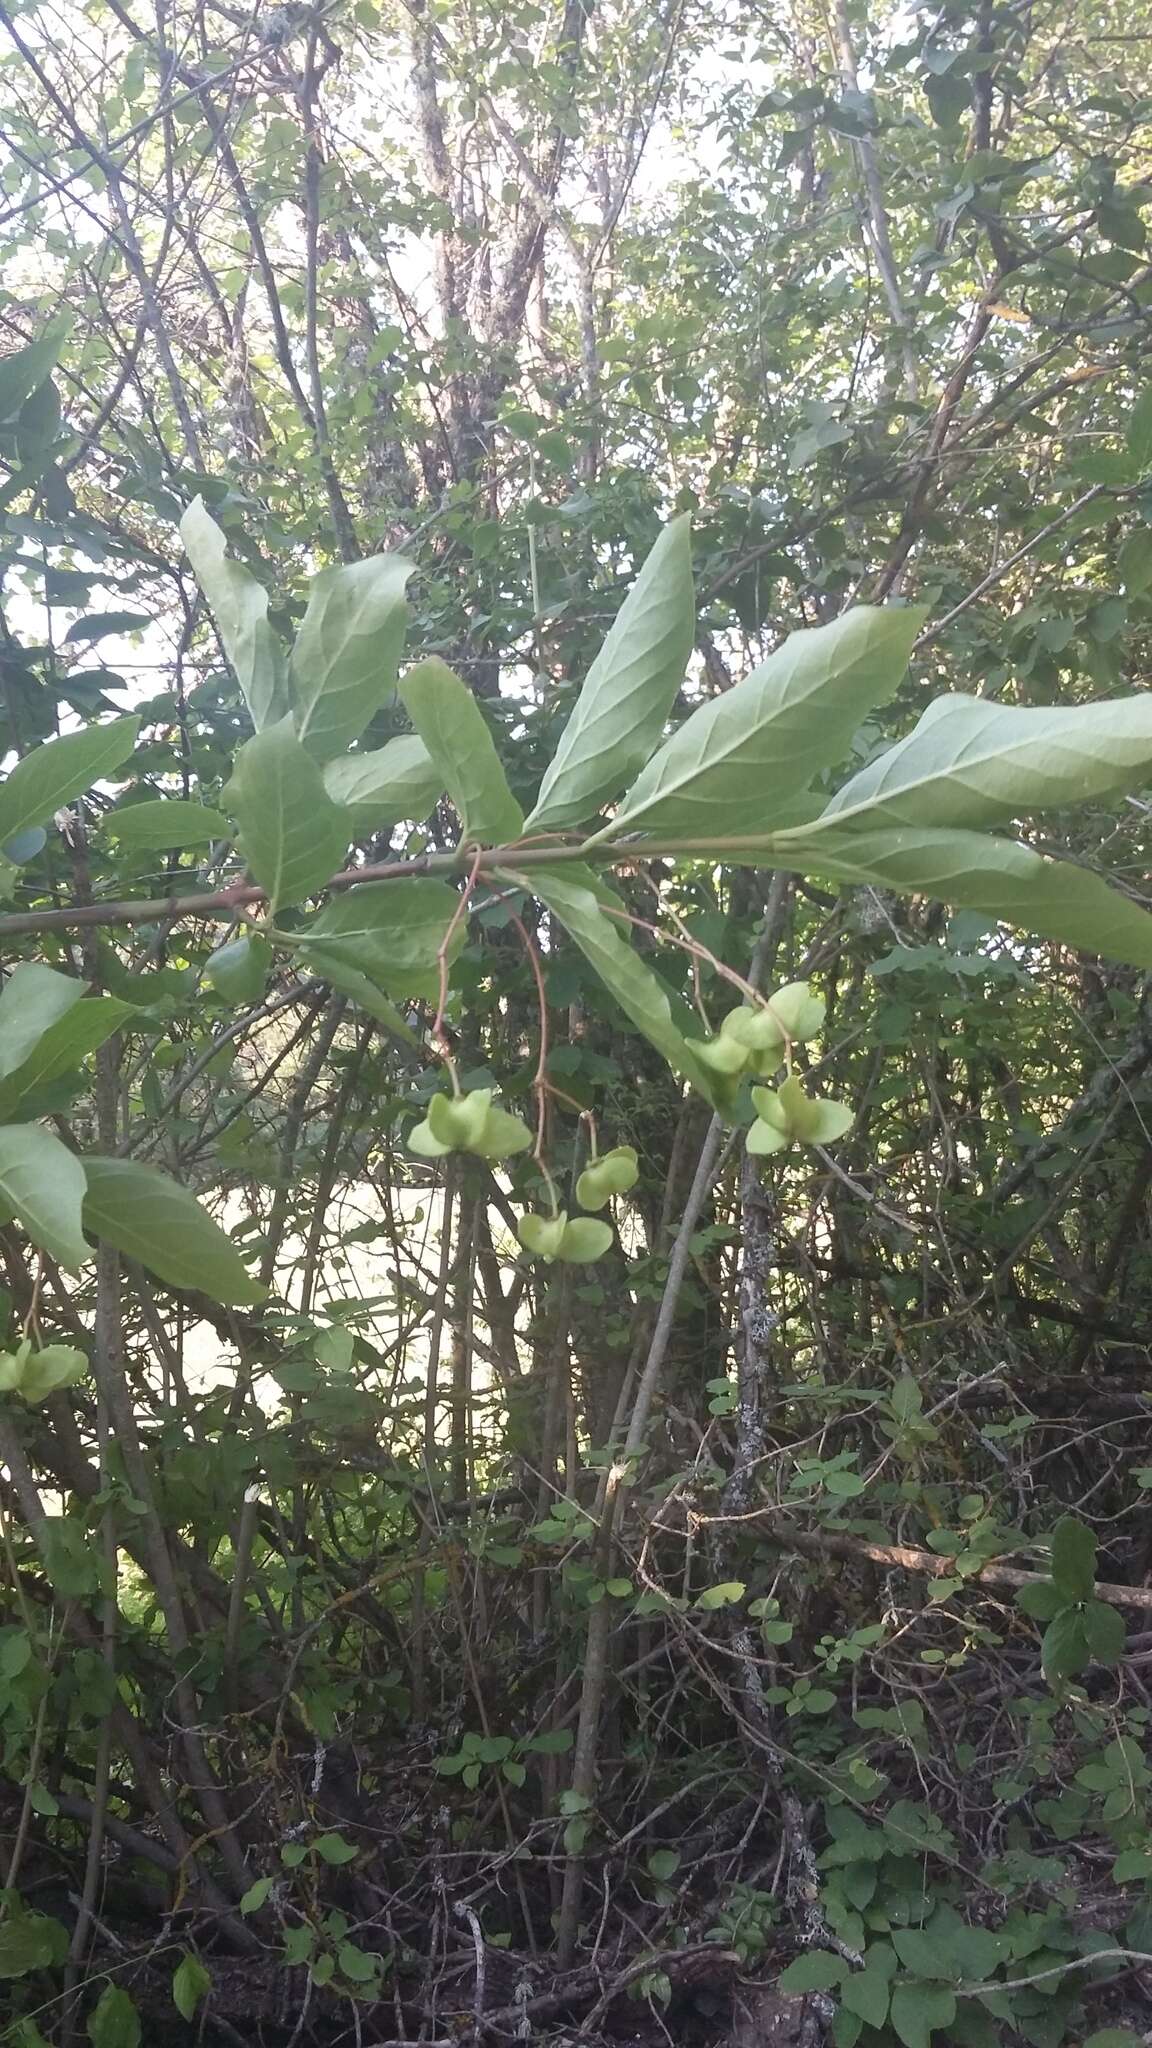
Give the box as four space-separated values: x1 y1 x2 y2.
0 718 139 849
82 1157 264 1304
337 1942 380 1983
1128 388 1152 472
39 1515 101 1597
224 719 349 911
778 1951 848 1992
180 498 288 730
300 953 419 1042
0 1124 88 1269
291 553 412 762
892 1929 956 1980
0 1914 57 1978
524 867 711 1098
1085 2029 1143 2046
764 822 1152 969
1083 1598 1125 1665
0 964 84 1080
0 320 70 422
205 935 272 1006
823 692 1152 833
1040 1604 1091 1682
0 995 132 1121
398 658 523 844
324 735 442 828
297 878 465 1001
840 1968 890 2028
888 1982 956 2048
172 1953 211 2022
1050 1515 1096 1602
695 1581 746 1610
62 611 149 647
313 1832 358 1864
87 1985 141 2048
525 514 694 832
103 801 229 851
240 1876 274 1914
1119 529 1152 593
1015 1580 1066 1622
647 1849 680 1881
608 605 921 840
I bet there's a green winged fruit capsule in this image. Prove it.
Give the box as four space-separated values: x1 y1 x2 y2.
765 981 825 1043
518 1212 613 1263
694 1033 750 1078
17 1344 87 1402
720 1004 786 1055
576 1145 639 1210
409 1088 533 1161
560 1217 613 1262
470 1104 534 1160
517 1212 568 1262
749 1076 853 1152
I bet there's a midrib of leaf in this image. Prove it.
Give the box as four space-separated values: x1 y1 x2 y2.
602 612 918 839
813 710 1152 834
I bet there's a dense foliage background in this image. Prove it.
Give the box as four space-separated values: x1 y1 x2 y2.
3 0 1152 2044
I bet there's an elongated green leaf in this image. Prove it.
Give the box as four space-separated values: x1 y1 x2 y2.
87 1984 141 2048
0 319 70 423
1050 1515 1096 1602
521 867 711 1098
297 878 465 1001
324 735 442 828
525 516 694 833
102 800 229 851
303 952 419 1043
224 719 349 911
82 1157 264 1304
0 996 131 1120
0 717 139 847
63 611 149 646
180 498 288 731
609 606 921 839
824 692 1152 832
291 554 412 762
0 1124 89 1270
764 822 1152 968
0 964 84 1080
172 1953 211 2022
398 659 523 844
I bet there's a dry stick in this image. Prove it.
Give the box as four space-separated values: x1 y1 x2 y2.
555 1114 734 1968
62 1245 120 2042
831 0 917 400
260 993 348 1288
750 1517 1152 1612
411 1157 458 1723
914 485 1109 650
299 27 359 564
